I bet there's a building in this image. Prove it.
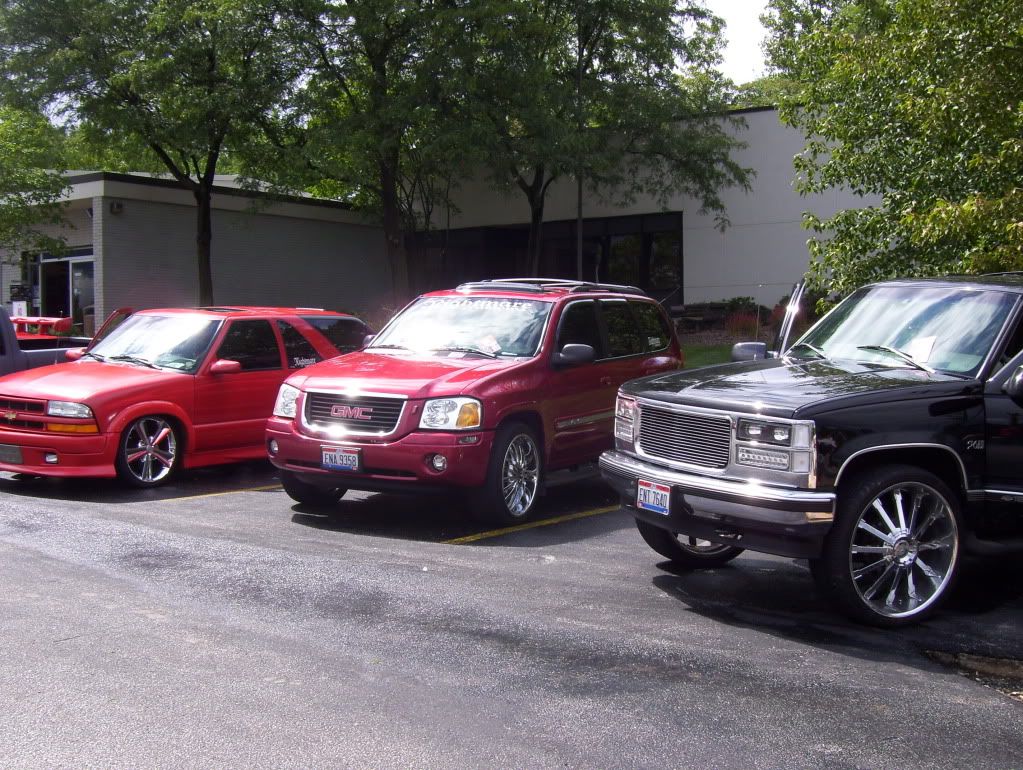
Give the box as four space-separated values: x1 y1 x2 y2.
0 172 389 334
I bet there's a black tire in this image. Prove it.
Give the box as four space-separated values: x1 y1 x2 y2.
471 421 542 525
115 415 181 488
280 469 346 508
635 519 744 568
813 464 963 628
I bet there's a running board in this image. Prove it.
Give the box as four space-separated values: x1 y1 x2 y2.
543 462 601 490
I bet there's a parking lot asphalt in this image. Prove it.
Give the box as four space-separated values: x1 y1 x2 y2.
0 462 1020 768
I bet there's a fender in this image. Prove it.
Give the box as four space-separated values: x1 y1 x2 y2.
103 401 196 451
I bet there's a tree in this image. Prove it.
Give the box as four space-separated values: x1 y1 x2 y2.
764 0 1023 296
461 0 751 276
729 74 799 109
0 0 303 305
0 106 69 256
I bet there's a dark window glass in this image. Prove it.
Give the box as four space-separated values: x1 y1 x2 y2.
606 234 642 286
601 301 643 357
215 320 281 371
631 301 671 352
277 321 323 369
649 232 681 289
556 301 602 355
302 316 368 354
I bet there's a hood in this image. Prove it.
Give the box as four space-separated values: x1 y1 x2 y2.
0 360 190 404
287 350 524 399
623 357 975 418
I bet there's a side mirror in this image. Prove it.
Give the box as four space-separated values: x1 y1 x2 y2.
731 342 768 362
362 333 376 348
64 347 86 362
1003 365 1023 399
554 343 595 367
209 359 243 375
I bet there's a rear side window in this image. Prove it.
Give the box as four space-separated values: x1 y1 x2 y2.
215 320 281 371
302 316 368 354
556 301 602 355
601 301 643 358
630 301 672 352
277 321 322 369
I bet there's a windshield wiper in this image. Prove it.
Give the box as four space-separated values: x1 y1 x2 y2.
81 351 105 362
786 341 827 359
107 354 160 370
366 343 411 352
857 345 935 373
433 346 498 359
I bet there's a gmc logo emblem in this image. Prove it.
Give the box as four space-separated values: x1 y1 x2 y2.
331 405 373 421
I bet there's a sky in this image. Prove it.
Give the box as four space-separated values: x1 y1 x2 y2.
703 0 771 85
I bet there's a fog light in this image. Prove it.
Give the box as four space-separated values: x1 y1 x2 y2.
268 439 279 455
44 453 58 464
431 454 448 471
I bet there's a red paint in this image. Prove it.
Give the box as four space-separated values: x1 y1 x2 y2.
0 307 366 479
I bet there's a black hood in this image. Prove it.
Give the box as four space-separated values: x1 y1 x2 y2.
622 357 977 418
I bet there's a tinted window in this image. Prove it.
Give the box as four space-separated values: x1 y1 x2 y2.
216 320 281 371
277 321 323 369
302 316 368 354
556 301 602 355
631 301 671 352
601 301 643 358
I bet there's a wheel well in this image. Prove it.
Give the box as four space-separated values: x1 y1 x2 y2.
835 447 967 500
497 411 544 449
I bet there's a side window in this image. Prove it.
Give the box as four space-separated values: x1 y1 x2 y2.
302 316 368 354
556 301 602 355
630 301 671 352
276 321 323 369
994 317 1023 373
601 301 643 358
215 320 281 371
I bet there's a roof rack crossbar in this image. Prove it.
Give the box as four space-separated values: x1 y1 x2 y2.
456 278 648 297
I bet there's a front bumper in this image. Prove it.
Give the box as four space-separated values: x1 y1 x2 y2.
599 450 836 559
266 416 495 494
0 430 116 478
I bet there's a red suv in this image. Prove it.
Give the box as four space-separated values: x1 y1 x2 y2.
266 279 683 522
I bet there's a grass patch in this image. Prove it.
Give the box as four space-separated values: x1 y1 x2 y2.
684 343 732 369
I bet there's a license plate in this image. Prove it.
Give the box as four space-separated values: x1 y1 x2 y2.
0 444 23 464
637 479 670 515
321 446 360 472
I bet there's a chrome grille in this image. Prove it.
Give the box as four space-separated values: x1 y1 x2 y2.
637 405 731 469
304 393 404 434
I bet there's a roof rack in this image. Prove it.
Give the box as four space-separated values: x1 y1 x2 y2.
456 278 648 297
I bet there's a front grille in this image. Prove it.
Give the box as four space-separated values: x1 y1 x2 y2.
304 392 405 434
637 405 731 469
0 397 45 414
1 419 45 431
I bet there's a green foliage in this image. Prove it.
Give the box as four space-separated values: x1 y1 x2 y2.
0 106 68 256
764 0 1023 296
729 74 800 108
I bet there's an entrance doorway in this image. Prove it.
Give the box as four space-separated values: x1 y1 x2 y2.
34 249 96 334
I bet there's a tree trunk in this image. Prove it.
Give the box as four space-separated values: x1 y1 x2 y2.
527 195 545 277
194 184 214 306
380 158 410 305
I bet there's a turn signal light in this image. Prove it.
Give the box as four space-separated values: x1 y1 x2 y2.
46 423 99 434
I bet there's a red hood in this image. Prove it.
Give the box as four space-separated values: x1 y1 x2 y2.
0 361 191 405
287 350 524 398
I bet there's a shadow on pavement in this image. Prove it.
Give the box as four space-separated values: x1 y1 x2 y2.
651 552 1023 667
290 479 622 544
0 461 279 504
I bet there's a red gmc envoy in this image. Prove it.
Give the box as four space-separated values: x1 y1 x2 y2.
266 279 683 523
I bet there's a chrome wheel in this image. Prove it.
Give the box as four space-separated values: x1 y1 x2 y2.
848 480 958 619
501 433 539 517
121 417 177 485
674 535 740 556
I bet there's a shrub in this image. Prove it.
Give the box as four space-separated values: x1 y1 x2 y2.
725 311 759 338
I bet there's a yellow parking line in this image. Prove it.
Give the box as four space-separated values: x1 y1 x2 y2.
157 483 282 503
443 504 620 545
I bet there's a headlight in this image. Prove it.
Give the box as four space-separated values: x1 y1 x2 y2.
615 395 636 441
47 401 93 419
737 418 812 448
273 384 301 419
419 398 481 430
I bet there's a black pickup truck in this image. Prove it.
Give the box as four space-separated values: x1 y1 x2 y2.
600 274 1023 627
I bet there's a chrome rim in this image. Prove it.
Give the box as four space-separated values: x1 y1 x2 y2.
501 434 539 516
123 417 177 484
674 535 736 556
849 481 958 618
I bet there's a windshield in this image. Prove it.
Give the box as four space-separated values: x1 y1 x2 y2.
792 285 1016 377
89 314 223 373
370 296 552 358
